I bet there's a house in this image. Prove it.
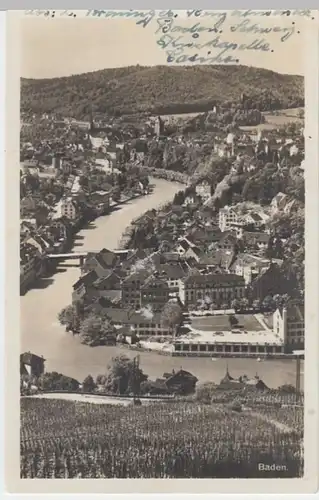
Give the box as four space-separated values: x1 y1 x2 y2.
195 182 212 202
249 263 295 301
184 246 202 263
132 209 157 226
270 192 289 214
214 142 233 158
214 232 238 252
179 273 246 307
163 369 198 395
90 190 111 214
82 248 120 277
175 237 197 256
20 196 37 213
231 253 272 285
218 367 268 391
73 271 123 303
20 243 42 293
60 197 79 220
121 269 152 309
140 275 170 311
72 270 100 302
102 308 176 339
240 231 270 251
218 206 240 232
157 263 187 296
71 120 91 131
242 211 268 229
273 301 304 352
186 226 222 248
20 352 45 378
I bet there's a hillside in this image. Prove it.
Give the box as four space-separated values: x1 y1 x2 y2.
21 65 304 119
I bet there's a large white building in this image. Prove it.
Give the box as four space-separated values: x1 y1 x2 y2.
218 206 240 232
60 197 78 220
172 302 304 357
273 302 305 353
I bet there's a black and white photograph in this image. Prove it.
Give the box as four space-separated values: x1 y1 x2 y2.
7 8 318 491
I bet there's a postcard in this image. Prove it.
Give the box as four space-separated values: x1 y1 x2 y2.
5 8 319 494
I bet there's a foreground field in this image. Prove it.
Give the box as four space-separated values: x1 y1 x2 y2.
20 398 303 478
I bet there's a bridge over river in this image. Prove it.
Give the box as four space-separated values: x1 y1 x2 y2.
47 249 130 266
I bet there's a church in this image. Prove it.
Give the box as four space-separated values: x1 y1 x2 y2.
218 365 268 391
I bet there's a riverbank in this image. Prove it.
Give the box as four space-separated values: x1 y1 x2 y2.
20 190 148 296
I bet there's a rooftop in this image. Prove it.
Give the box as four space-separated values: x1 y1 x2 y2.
183 273 245 286
103 307 163 325
177 312 283 346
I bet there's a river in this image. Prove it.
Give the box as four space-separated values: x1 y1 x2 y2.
21 179 303 388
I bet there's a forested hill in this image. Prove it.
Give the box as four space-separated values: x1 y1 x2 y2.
21 65 304 118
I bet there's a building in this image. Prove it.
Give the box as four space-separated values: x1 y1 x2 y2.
218 368 268 391
121 270 151 309
154 116 164 137
173 328 285 357
231 253 280 285
214 232 238 253
219 206 269 235
20 243 42 293
195 182 212 202
71 120 91 131
270 192 289 214
240 231 270 252
73 269 122 303
157 263 187 297
179 273 246 307
218 206 240 232
60 197 78 220
175 237 197 257
140 275 170 311
102 308 176 339
273 301 304 353
163 369 198 395
20 352 45 378
82 248 120 277
20 196 37 213
248 263 294 301
90 190 111 215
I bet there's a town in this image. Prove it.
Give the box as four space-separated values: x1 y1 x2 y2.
21 99 304 366
19 57 305 480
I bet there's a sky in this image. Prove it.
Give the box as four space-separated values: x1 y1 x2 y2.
21 16 306 79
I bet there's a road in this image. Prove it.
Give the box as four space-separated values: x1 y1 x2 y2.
21 178 303 387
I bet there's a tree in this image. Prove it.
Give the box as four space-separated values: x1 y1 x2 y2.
38 372 80 392
262 295 275 312
278 384 296 393
82 375 96 393
239 298 249 311
105 355 148 395
220 303 229 311
58 304 80 332
231 299 240 311
96 374 107 386
79 314 115 346
229 315 239 327
161 302 183 334
252 299 261 311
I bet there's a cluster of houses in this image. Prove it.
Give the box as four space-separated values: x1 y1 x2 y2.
20 111 153 294
69 218 304 355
